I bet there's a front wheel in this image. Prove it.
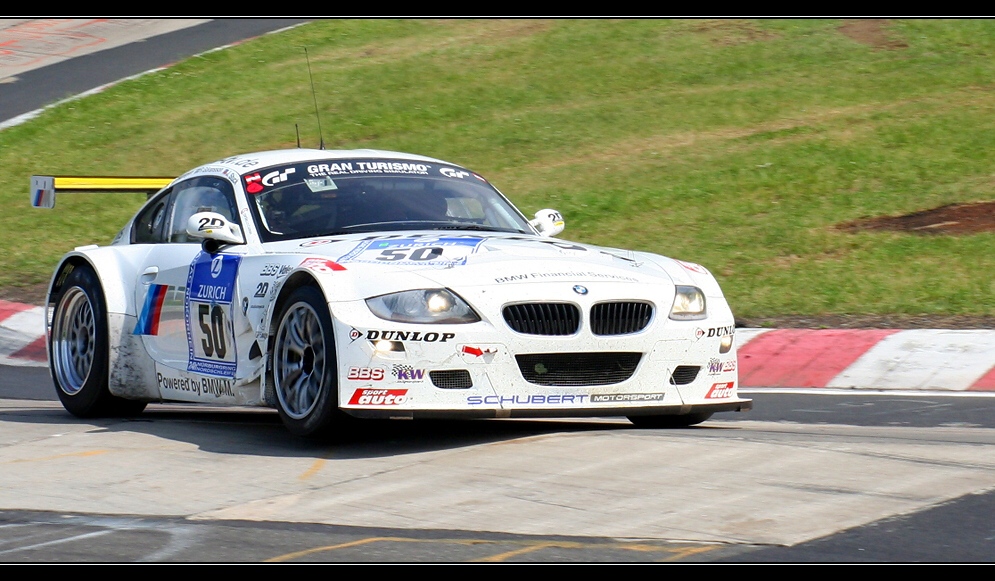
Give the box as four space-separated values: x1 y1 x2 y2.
271 286 347 438
49 264 146 418
627 412 713 428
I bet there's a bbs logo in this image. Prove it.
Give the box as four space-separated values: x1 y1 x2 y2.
347 367 385 381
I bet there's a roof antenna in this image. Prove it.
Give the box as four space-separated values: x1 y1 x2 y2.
295 123 301 148
304 47 325 150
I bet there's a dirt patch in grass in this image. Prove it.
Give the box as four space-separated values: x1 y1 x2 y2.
838 19 908 50
735 201 995 328
690 20 781 45
836 201 995 236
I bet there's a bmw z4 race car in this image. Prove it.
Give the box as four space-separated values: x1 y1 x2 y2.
31 148 751 438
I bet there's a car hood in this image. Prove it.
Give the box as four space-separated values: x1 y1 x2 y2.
263 232 716 299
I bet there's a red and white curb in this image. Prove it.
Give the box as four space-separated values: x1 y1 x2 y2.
3 299 995 391
0 300 46 367
737 328 995 392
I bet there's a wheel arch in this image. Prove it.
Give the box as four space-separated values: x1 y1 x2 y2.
47 249 142 318
268 270 326 338
47 256 151 416
47 250 158 403
261 270 325 406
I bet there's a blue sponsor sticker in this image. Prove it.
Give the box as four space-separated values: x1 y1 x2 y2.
184 252 241 378
337 236 483 266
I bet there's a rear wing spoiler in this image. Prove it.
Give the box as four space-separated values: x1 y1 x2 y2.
30 175 174 209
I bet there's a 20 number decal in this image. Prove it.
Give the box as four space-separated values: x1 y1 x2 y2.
196 215 226 231
197 303 227 359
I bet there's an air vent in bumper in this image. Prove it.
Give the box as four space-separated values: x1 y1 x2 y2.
669 365 701 385
515 352 642 386
430 370 473 389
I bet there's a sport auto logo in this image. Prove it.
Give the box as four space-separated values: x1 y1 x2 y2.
348 388 408 405
705 382 735 399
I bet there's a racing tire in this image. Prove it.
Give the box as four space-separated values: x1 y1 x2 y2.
627 412 713 428
49 264 147 418
272 285 348 438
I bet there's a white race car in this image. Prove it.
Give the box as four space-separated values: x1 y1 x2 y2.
31 148 751 438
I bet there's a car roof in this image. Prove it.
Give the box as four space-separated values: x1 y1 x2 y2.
207 148 454 172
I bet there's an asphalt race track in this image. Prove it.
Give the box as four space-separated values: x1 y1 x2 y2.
1 388 995 563
0 19 310 128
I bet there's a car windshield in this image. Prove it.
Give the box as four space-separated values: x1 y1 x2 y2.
245 160 534 242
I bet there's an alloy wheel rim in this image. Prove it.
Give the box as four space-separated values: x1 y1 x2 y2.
273 302 326 419
52 287 95 395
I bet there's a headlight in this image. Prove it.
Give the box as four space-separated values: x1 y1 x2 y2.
669 285 706 320
366 289 480 324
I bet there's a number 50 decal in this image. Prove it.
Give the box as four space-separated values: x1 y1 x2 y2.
197 303 227 359
187 299 237 377
376 247 443 261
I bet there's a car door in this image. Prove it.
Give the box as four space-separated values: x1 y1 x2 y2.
132 176 245 380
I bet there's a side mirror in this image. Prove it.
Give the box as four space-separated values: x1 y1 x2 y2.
529 209 565 238
187 212 244 253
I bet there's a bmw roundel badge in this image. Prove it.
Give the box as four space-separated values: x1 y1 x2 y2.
573 285 588 295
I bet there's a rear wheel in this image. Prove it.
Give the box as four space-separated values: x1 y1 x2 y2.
50 264 146 417
272 286 347 438
627 412 713 428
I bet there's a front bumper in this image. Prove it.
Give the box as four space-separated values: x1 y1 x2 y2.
329 293 750 420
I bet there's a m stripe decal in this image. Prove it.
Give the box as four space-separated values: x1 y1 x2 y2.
133 284 168 335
